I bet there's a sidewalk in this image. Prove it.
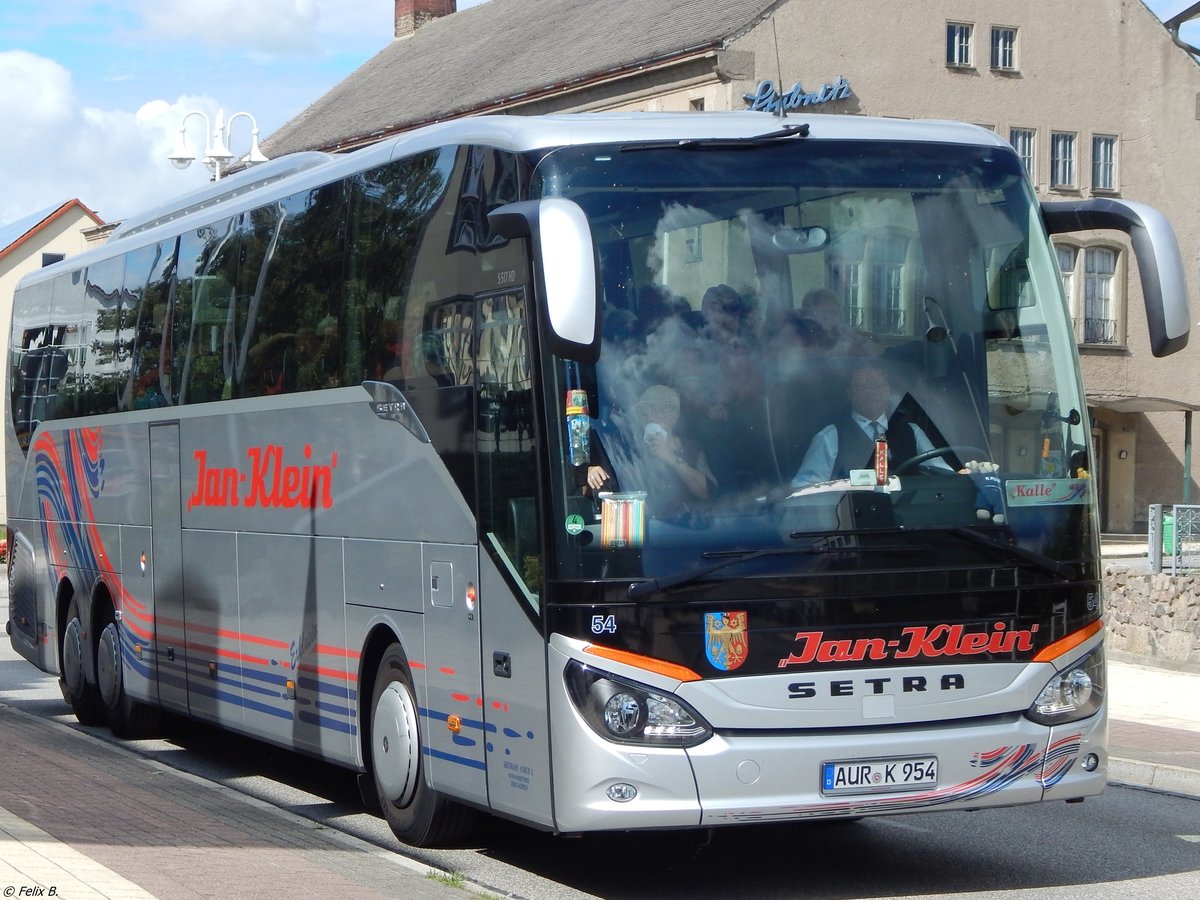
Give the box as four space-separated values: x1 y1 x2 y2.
0 697 475 900
1107 660 1200 797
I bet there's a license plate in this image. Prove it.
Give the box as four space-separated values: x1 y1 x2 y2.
821 756 938 796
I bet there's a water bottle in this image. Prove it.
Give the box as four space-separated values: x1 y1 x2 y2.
566 389 590 467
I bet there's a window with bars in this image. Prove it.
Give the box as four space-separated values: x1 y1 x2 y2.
1083 247 1116 343
1056 242 1121 345
946 23 973 67
1009 128 1035 179
991 27 1017 70
1050 132 1076 188
1092 135 1117 191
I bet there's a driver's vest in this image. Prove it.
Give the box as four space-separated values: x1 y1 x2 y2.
833 413 918 480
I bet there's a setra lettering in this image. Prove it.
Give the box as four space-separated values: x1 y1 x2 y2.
186 443 338 511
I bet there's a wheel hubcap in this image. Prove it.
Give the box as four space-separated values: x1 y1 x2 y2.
372 681 419 805
97 622 121 708
62 618 84 698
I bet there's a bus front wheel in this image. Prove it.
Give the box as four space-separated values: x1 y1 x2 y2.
369 644 475 847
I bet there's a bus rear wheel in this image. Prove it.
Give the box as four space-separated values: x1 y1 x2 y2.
369 645 476 847
60 597 105 726
96 609 160 739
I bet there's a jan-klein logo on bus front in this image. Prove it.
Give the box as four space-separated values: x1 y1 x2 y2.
187 444 339 511
776 622 1040 668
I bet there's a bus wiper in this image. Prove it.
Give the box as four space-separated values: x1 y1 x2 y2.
943 526 1076 581
677 122 810 150
784 523 1073 581
626 539 913 600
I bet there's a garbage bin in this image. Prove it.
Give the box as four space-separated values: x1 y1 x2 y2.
1163 511 1176 556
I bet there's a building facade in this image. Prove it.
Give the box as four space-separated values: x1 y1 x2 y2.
264 0 1200 532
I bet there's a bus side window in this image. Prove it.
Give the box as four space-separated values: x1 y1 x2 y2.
175 218 236 405
122 239 176 411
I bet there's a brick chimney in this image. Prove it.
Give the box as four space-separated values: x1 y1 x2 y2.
395 0 456 38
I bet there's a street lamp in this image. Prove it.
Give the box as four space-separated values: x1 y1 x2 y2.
168 109 268 181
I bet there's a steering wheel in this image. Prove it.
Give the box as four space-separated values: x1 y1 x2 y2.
893 445 988 475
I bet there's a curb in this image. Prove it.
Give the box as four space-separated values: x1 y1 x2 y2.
1109 756 1200 800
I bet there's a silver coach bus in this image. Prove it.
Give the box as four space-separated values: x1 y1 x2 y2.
6 112 1190 846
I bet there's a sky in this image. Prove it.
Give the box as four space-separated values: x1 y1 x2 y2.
0 0 492 229
0 0 1194 230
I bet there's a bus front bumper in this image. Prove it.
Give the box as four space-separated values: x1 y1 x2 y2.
550 707 1106 833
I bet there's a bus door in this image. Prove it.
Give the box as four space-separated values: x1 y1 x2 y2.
149 422 188 713
404 294 488 804
421 542 487 806
472 287 554 824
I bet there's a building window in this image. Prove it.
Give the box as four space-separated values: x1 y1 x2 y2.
1009 128 1035 179
1057 245 1077 312
41 252 65 267
1083 247 1117 344
991 27 1017 70
946 23 973 67
689 97 705 112
1092 134 1117 191
1050 132 1076 188
1056 242 1122 345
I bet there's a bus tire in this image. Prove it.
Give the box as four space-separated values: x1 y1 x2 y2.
60 597 106 726
96 606 160 739
369 644 476 847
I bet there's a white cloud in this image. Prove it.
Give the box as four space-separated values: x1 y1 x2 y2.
0 50 219 226
0 51 76 133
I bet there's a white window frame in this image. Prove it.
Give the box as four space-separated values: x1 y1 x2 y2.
1054 240 1124 346
1050 132 1077 189
991 26 1017 70
946 23 973 68
1082 247 1118 344
1009 128 1035 180
1091 134 1118 192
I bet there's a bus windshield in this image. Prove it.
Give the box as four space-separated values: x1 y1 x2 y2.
533 139 1094 588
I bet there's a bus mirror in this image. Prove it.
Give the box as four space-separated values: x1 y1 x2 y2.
771 225 829 254
1042 198 1191 357
489 198 600 363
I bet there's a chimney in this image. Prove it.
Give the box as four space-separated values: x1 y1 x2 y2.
395 0 456 38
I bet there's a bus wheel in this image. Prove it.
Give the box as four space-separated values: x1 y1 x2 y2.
60 598 105 726
96 609 160 739
369 645 476 847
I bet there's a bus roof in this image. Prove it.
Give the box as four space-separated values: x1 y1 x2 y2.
23 111 1010 289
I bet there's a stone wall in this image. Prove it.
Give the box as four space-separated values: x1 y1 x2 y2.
1104 564 1200 672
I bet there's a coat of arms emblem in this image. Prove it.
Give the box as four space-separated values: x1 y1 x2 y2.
704 611 748 671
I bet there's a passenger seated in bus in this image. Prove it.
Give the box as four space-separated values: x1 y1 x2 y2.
762 311 839 478
633 384 716 518
689 284 776 495
800 287 880 358
791 362 958 487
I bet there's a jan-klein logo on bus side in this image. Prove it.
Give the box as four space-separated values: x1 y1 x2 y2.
187 444 339 511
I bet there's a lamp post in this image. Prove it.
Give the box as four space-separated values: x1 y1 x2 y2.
168 109 268 181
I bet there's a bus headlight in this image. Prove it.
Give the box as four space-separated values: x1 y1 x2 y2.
1026 646 1105 726
565 660 712 748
